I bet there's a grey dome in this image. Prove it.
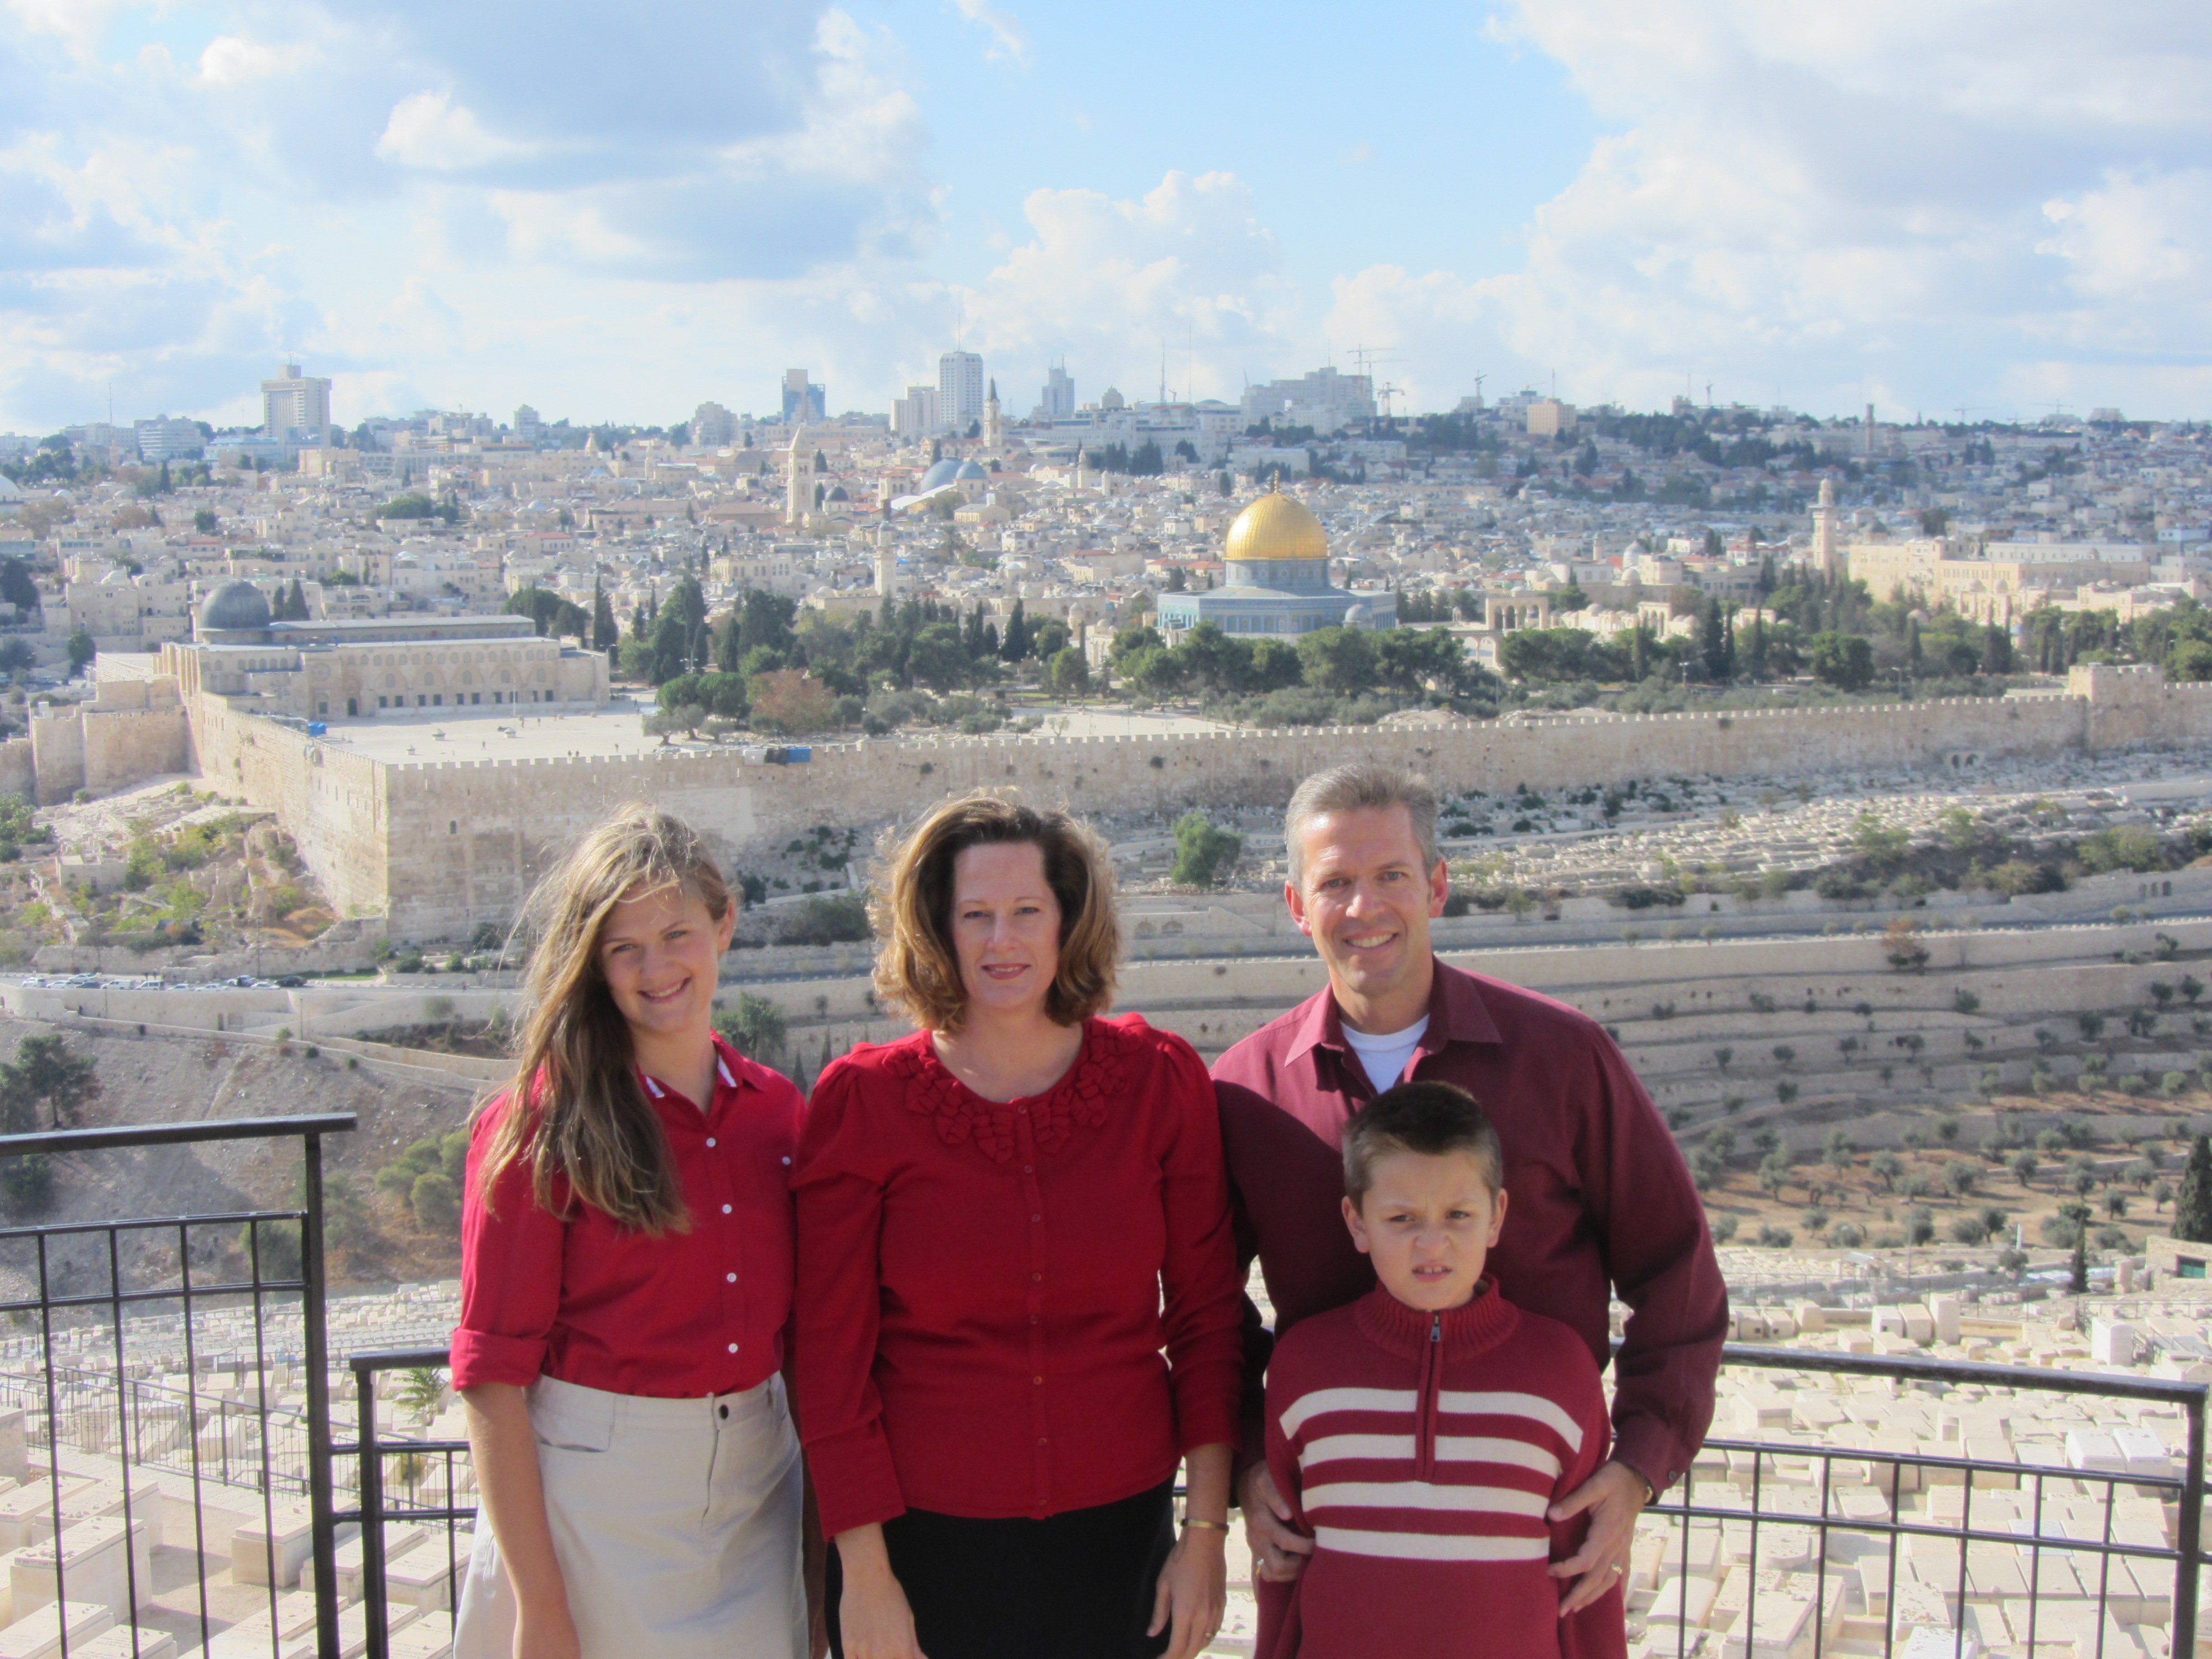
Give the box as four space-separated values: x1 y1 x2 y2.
918 458 962 492
198 580 271 633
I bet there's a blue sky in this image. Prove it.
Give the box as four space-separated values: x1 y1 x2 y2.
1 0 2208 432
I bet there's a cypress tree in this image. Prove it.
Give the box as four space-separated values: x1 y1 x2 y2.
2174 1135 2212 1241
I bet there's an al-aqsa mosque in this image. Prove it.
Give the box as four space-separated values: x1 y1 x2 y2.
1156 484 1395 639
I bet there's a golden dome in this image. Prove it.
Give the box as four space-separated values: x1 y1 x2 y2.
1223 485 1328 562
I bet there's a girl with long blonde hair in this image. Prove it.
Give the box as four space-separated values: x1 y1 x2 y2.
450 805 810 1659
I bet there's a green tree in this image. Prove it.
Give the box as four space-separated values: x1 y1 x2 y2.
65 630 95 677
1171 811 1244 889
1000 599 1031 662
1808 631 1874 691
592 580 619 653
714 994 789 1065
0 1034 99 1131
1046 647 1089 700
2174 1135 2212 1241
1297 625 1379 696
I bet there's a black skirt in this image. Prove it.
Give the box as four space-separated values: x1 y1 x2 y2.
827 1480 1175 1659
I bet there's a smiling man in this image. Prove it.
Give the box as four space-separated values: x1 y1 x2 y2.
1211 762 1727 1636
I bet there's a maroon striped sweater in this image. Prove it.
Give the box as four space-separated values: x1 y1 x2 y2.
1261 1282 1626 1659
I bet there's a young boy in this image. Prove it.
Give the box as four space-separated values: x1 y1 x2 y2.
1260 1081 1627 1659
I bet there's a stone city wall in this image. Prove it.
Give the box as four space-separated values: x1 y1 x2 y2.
182 663 2212 940
191 697 391 921
26 679 190 805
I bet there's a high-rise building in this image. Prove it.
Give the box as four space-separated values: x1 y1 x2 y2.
1238 366 1373 432
261 362 332 444
133 416 204 462
893 385 942 440
1041 364 1075 421
938 351 984 432
692 401 738 447
781 369 826 424
514 405 544 444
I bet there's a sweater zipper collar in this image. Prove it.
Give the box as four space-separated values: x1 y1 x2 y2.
1416 1310 1442 1481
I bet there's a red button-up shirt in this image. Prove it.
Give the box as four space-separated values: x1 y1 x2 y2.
792 1016 1244 1539
1212 959 1726 1496
452 1037 801 1399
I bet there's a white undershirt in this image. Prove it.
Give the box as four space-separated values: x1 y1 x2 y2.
1340 1014 1430 1094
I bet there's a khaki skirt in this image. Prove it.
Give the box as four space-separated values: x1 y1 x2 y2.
454 1371 805 1659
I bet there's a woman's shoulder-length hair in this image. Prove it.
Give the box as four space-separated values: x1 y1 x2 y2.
872 792 1119 1034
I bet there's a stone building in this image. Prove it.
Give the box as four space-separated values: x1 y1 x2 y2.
156 581 608 721
1156 486 1397 640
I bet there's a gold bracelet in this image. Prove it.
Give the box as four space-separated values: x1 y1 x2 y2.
1182 1517 1230 1532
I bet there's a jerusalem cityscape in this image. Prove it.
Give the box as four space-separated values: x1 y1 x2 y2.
1 3 2210 1658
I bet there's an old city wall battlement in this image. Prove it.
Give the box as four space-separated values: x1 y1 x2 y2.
170 662 2212 938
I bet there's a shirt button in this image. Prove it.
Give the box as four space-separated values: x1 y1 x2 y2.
1029 1315 1038 1325
727 1343 738 1354
706 1137 716 1148
1034 1375 1043 1385
1018 1105 1028 1115
1031 1214 1041 1223
722 1203 732 1214
1022 1165 1033 1175
726 1272 737 1284
781 1156 791 1166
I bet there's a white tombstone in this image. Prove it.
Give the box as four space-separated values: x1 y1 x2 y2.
0 1599 115 1659
1929 1295 1961 1344
1792 1301 1828 1334
232 1503 317 1588
2064 1428 2127 1473
2090 1320 2140 1365
0 1412 23 1484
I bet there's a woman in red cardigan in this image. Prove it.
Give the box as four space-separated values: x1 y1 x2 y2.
794 793 1242 1659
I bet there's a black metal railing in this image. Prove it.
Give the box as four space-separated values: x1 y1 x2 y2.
1644 1343 2208 1659
341 1347 471 1659
331 1339 2212 1659
0 1112 353 1659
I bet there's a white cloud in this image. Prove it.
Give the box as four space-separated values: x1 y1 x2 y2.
947 0 1030 67
375 91 538 171
1324 0 2212 418
196 35 318 87
964 170 1300 400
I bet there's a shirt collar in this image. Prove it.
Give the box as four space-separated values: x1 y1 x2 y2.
1287 956 1501 1068
638 1037 754 1108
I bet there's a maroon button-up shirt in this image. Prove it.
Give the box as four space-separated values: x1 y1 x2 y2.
452 1038 800 1399
1212 958 1726 1496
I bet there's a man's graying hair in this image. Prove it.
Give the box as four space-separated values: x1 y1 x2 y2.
1284 763 1441 887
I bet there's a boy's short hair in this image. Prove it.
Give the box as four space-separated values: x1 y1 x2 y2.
1344 1081 1504 1204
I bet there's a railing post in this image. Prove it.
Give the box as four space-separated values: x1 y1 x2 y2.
303 1133 343 1659
2179 1383 2206 1659
357 1360 393 1659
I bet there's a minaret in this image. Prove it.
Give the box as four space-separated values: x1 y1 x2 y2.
875 521 898 597
1074 444 1090 493
983 378 1003 452
1814 476 1839 582
786 425 808 528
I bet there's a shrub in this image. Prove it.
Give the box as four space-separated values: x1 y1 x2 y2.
1829 1222 1865 1249
1775 1081 1798 1104
2163 1071 2189 1098
1709 1214 1739 1243
2095 1224 2131 1249
714 993 789 1063
1953 989 1982 1015
1754 1225 1795 1248
773 893 872 946
1948 1215 1989 1244
1171 811 1244 889
410 1172 461 1233
2118 1073 2149 1097
1907 1208 1935 1245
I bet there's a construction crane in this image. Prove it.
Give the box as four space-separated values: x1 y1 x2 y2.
1468 372 1486 410
1346 344 1404 419
1376 382 1407 419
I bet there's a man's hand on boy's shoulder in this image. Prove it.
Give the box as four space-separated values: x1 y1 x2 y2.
1237 1464 1316 1583
1547 1460 1651 1615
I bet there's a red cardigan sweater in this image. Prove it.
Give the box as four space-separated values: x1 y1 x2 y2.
793 1016 1244 1538
1262 1284 1626 1659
